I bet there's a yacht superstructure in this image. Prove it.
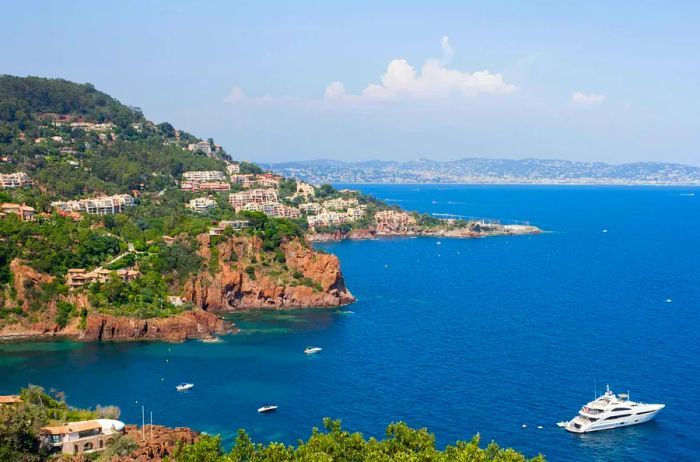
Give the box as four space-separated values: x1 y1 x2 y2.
559 385 664 433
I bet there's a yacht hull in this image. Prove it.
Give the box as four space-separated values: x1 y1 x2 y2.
565 406 664 433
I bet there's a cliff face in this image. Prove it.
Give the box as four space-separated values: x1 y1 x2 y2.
0 233 354 342
10 259 54 312
0 259 231 342
78 310 229 342
184 235 354 310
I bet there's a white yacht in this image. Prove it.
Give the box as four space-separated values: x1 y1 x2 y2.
559 385 664 433
176 383 194 391
304 347 322 355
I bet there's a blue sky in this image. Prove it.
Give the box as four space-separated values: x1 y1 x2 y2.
2 0 699 165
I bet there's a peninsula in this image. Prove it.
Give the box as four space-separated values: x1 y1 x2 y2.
0 76 540 342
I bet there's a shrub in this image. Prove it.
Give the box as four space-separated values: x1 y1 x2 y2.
244 266 256 280
54 301 75 328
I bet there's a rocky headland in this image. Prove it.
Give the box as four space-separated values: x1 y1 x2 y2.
307 220 542 242
0 234 353 343
184 235 354 310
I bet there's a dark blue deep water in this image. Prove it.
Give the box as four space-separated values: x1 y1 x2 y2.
2 185 699 461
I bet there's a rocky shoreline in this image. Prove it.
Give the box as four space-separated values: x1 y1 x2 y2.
0 235 353 343
306 224 543 242
0 310 233 343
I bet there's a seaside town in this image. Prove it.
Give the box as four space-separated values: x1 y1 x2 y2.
0 110 414 233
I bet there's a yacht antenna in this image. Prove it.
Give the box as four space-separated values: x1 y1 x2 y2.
594 379 597 400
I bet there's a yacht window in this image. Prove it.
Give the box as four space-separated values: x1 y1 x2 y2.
636 410 655 415
612 407 631 411
605 414 631 420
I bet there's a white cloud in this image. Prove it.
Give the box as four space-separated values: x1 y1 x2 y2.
227 38 517 106
222 86 246 103
571 91 605 106
324 81 346 99
325 57 517 103
441 36 454 64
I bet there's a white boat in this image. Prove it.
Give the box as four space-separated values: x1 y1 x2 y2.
258 405 278 413
176 383 194 391
560 385 664 433
304 347 322 355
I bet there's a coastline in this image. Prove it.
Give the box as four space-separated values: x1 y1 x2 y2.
325 181 700 187
307 224 543 242
0 237 355 344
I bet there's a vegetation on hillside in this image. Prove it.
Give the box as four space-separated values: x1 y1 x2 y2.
0 77 309 323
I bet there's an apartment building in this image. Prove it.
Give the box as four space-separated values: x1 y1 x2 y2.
298 202 322 214
51 194 135 215
0 172 32 188
322 197 359 210
240 202 300 219
229 189 278 210
182 171 226 182
307 211 347 228
180 181 231 192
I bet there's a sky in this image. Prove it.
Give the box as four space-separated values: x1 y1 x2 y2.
2 0 699 165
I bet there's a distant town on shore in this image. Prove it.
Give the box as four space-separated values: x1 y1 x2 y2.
264 158 700 186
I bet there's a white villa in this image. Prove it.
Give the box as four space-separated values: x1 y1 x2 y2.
187 141 212 155
187 197 218 213
52 194 135 215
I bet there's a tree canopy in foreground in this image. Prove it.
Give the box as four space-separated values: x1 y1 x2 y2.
172 418 545 462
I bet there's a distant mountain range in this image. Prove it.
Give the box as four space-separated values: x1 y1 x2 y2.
264 158 700 185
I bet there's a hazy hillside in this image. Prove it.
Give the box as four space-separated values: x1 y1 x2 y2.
265 158 700 185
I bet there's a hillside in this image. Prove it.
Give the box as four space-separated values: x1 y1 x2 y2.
0 76 355 341
265 158 700 185
0 76 539 341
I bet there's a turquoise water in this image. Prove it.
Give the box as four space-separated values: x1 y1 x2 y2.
2 185 699 461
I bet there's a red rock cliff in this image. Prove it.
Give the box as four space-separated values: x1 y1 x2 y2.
78 310 229 342
184 235 354 310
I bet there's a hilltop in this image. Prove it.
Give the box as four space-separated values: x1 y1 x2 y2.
0 76 539 342
265 158 700 185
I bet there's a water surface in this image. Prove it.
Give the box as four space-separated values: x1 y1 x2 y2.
2 185 698 461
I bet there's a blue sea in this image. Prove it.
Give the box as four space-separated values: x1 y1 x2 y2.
1 185 699 461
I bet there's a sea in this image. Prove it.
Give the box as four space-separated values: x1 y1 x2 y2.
1 185 699 462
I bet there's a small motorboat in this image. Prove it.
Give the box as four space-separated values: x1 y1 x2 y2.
176 383 194 391
258 405 278 413
304 347 322 355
